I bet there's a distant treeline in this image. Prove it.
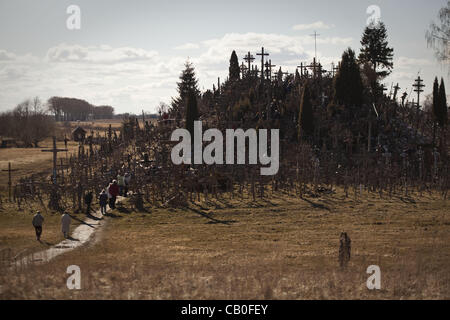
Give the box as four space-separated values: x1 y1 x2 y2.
48 97 114 121
0 97 55 147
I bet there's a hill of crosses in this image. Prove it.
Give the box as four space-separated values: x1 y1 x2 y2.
7 23 449 213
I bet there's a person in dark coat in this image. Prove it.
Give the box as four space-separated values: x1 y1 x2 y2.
32 211 44 241
84 191 93 215
99 189 108 215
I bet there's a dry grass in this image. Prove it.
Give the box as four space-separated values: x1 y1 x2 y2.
0 119 126 194
0 203 83 258
0 188 448 299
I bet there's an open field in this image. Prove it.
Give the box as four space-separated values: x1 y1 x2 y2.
0 188 448 299
0 119 126 194
0 138 79 193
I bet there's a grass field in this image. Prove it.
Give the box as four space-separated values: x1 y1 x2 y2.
0 120 124 194
0 188 448 299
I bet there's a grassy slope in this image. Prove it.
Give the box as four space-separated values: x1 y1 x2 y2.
0 189 448 299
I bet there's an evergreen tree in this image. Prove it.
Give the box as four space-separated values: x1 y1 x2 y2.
298 83 314 139
295 69 301 83
438 78 448 127
433 77 440 124
229 50 240 81
278 67 283 82
171 61 200 114
333 48 364 107
185 90 199 137
359 22 394 79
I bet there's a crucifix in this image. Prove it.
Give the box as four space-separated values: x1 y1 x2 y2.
2 162 18 201
297 62 307 78
331 62 339 77
243 51 255 75
41 136 68 184
310 31 320 61
306 58 319 78
264 60 276 80
256 47 269 80
412 76 425 108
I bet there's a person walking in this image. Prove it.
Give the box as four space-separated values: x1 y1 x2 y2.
61 213 71 239
124 172 131 197
32 211 44 241
84 191 93 215
108 180 119 209
117 172 125 196
99 189 108 215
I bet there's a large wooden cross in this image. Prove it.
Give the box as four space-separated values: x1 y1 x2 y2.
331 62 339 77
42 136 68 184
413 76 425 108
306 58 320 78
243 51 255 75
267 59 276 80
2 162 18 201
297 62 307 77
256 47 269 80
310 31 320 60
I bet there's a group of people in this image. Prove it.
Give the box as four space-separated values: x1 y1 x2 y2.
99 171 131 214
32 172 132 241
31 211 72 241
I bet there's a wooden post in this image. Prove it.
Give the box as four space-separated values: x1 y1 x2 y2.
243 52 255 76
256 47 269 80
2 162 18 202
41 136 68 184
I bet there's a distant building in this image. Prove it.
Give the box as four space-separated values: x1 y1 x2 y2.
72 126 87 142
0 137 16 148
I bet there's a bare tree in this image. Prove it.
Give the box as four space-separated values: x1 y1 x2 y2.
0 97 55 147
426 1 450 66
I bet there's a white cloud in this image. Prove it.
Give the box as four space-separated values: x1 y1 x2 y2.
174 43 200 50
45 43 159 64
396 57 432 69
0 31 353 113
292 21 335 31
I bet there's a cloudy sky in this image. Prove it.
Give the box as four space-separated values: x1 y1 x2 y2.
0 0 448 114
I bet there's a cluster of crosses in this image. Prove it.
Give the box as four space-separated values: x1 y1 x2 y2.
237 47 336 84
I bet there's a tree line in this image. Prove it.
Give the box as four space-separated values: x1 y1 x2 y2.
0 97 55 147
48 97 114 121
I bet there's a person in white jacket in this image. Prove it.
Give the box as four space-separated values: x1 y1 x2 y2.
61 213 71 239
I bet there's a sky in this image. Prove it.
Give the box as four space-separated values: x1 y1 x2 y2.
0 0 448 114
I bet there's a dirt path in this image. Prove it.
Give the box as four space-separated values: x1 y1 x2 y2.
14 198 123 266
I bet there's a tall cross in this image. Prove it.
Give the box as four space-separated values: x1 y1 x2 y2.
412 76 425 108
306 58 319 78
297 62 307 77
2 162 18 201
41 136 68 184
310 31 320 61
264 60 276 80
331 62 339 77
256 47 269 80
243 51 255 75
